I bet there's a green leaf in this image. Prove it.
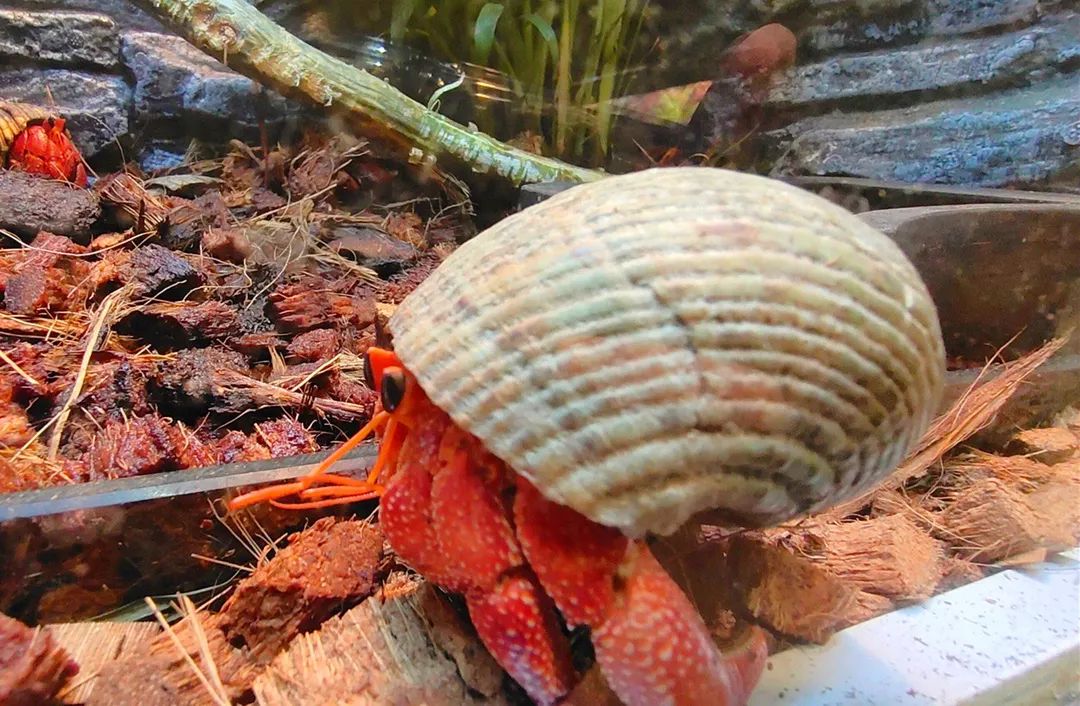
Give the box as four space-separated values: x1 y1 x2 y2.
523 12 559 61
472 3 504 65
390 0 418 41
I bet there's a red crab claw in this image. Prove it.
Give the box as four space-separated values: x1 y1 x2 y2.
515 478 769 706
389 429 577 705
7 117 88 187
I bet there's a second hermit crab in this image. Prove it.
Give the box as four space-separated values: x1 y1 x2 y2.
231 167 946 706
0 102 87 186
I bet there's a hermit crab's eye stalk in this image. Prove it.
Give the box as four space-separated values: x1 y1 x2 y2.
380 368 407 412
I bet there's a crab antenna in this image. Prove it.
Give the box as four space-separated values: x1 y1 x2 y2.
228 411 390 511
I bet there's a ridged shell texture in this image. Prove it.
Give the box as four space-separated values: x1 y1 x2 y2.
391 168 945 537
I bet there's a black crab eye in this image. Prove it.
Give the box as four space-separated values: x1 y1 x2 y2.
380 369 406 412
362 352 375 390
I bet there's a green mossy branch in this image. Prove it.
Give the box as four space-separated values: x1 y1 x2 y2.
137 0 604 187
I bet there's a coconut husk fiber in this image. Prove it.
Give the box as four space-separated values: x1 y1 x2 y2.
252 575 506 706
808 514 944 602
722 533 865 644
937 478 1076 563
88 518 388 706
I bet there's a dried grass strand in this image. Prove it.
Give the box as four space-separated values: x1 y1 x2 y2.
144 596 230 706
823 336 1067 518
0 347 41 387
46 290 123 461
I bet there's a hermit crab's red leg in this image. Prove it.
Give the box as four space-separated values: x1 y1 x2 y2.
378 418 454 584
514 477 768 706
592 544 768 706
227 411 391 511
414 439 575 706
466 571 577 706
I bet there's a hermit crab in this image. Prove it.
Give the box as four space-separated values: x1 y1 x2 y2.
0 102 87 186
230 167 946 706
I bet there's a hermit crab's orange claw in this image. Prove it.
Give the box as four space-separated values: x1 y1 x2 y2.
467 570 577 706
227 411 390 512
592 543 768 706
513 477 766 706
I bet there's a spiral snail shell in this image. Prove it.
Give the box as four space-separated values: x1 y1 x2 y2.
390 167 945 537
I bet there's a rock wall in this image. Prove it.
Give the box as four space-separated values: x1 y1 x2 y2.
0 0 1077 188
755 1 1080 188
0 0 307 170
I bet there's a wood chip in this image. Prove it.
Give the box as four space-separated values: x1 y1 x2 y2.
726 535 859 644
938 478 1074 563
811 515 943 602
1011 426 1079 464
88 519 389 706
252 577 507 706
47 622 160 704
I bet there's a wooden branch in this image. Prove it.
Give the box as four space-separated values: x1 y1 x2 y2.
137 0 604 188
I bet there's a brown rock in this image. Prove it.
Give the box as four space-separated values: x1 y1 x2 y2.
121 300 240 347
286 328 340 363
124 244 203 299
721 23 797 82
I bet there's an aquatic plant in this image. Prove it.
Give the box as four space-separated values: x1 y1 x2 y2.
377 0 651 165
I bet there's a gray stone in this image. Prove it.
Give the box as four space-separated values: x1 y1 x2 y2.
6 0 164 32
767 15 1080 108
637 0 1049 84
0 10 119 68
0 68 130 157
926 0 1040 36
767 76 1080 187
0 170 100 240
794 0 1046 55
121 31 295 125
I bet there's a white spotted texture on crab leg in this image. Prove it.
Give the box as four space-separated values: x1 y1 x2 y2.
593 543 768 706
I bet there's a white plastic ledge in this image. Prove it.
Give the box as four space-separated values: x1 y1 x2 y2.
750 548 1080 706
